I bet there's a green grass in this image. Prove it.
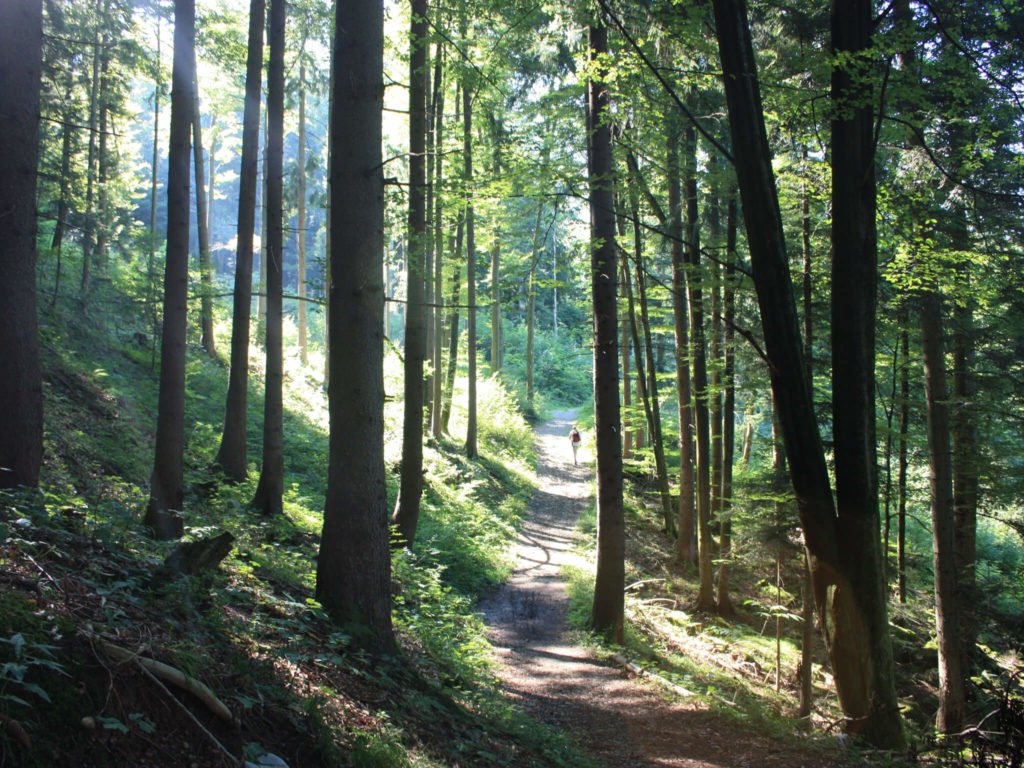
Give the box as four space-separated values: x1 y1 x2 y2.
2 255 591 767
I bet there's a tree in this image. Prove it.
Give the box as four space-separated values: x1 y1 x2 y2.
192 54 215 359
215 0 265 481
683 118 715 613
829 0 902 748
715 191 737 616
79 0 103 303
296 60 309 366
892 0 965 730
587 18 625 643
711 0 904 747
463 71 479 459
391 0 429 546
525 202 544 406
251 0 286 517
667 118 695 565
429 45 446 438
625 173 674 536
146 0 196 540
921 290 966 732
315 0 394 650
0 0 44 489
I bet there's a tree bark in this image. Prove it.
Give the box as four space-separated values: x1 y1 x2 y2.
148 18 162 358
441 210 464 434
683 121 715 613
297 61 309 366
95 8 111 269
80 4 102 301
715 192 737 616
951 226 978 674
667 120 696 566
214 0 264 481
526 202 544 406
921 291 966 733
192 59 215 359
257 115 268 343
462 78 478 458
829 0 904 746
587 20 624 644
430 45 445 439
146 0 196 539
712 0 903 746
620 278 634 460
489 120 503 375
627 184 674 535
51 79 75 306
316 0 394 651
251 0 286 517
897 315 910 604
0 0 44 489
622 239 655 473
391 0 429 546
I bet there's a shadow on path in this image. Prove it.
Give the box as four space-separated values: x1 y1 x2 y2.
479 410 842 768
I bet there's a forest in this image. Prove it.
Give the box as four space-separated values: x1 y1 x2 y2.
1 0 1023 765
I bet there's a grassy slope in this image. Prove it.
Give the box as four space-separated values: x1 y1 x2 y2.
0 279 588 768
562 456 1024 766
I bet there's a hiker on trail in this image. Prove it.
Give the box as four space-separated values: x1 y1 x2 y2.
569 426 581 466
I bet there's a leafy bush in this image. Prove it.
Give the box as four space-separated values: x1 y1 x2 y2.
500 322 592 407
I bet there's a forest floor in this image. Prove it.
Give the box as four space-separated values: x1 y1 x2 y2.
480 410 846 768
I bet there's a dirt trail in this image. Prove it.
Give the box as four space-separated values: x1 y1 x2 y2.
480 410 840 768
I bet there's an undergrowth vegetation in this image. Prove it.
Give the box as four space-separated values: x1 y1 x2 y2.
0 272 586 767
564 450 1024 767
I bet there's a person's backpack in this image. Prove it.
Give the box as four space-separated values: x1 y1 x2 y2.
570 428 581 443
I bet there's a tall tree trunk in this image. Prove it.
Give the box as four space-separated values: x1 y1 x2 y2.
146 0 196 540
257 115 268 343
149 17 162 359
51 81 75 307
715 192 737 616
708 183 724 529
587 18 624 643
712 0 903 746
829 0 904 746
552 227 558 336
297 60 309 365
683 121 714 612
95 16 111 269
391 0 429 546
215 0 264 481
315 0 394 651
667 120 696 566
0 0 44 489
463 79 478 458
383 246 391 340
80 9 102 301
51 85 74 258
526 202 543 406
621 278 634 460
951 230 978 674
441 211 464 434
192 59 215 359
622 240 654 467
430 45 445 438
897 315 910 604
489 124 503 375
323 34 334 391
628 185 674 535
796 162 816 708
251 0 285 517
208 121 217 267
921 291 966 733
